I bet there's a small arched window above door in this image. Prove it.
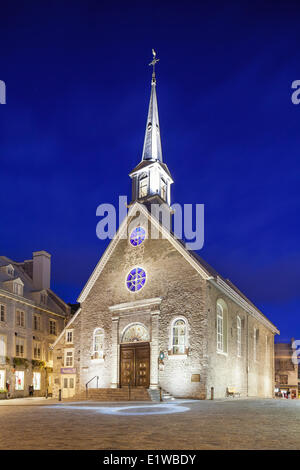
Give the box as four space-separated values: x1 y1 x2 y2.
122 323 149 343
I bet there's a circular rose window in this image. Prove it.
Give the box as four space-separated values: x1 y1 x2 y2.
130 227 146 246
126 267 146 292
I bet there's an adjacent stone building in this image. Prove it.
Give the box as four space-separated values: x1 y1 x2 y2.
275 340 298 398
0 251 70 398
52 54 279 400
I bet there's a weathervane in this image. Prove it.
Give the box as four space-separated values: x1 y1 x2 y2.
149 49 159 82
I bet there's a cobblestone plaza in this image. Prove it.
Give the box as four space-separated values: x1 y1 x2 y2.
0 398 299 450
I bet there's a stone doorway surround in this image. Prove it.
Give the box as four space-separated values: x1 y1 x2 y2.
120 342 150 388
109 297 162 390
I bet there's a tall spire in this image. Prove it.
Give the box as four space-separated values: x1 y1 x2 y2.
141 49 163 162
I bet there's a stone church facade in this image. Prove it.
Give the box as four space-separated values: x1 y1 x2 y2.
52 55 279 400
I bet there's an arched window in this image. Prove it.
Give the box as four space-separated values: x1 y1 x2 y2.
139 174 148 198
265 335 269 365
93 328 104 359
216 300 228 353
122 323 149 343
172 318 187 355
237 316 241 357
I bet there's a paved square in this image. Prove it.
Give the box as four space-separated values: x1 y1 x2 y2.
0 398 299 449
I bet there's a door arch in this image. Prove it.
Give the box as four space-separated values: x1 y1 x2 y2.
121 323 149 343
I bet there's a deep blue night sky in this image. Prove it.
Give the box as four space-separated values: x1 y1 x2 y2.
1 1 299 341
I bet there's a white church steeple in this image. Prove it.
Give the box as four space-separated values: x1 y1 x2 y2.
141 49 163 162
129 50 173 212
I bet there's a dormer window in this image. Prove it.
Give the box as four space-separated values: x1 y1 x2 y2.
40 293 47 305
139 174 148 198
0 264 14 277
13 282 23 297
161 179 167 201
7 265 14 277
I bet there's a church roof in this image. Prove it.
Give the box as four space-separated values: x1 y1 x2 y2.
77 202 279 334
129 159 172 179
189 249 279 332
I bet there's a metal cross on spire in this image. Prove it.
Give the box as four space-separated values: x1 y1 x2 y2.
149 49 159 83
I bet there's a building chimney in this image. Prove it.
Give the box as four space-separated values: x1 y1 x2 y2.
32 251 51 290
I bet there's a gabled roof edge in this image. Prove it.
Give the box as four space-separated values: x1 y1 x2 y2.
51 308 82 349
77 202 213 303
210 277 279 335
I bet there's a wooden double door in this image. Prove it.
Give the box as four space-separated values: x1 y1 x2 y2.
120 342 150 388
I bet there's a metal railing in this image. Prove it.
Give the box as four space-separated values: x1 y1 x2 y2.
85 375 99 399
128 382 131 401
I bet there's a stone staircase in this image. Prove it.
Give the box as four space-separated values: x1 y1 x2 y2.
76 387 151 402
147 388 175 402
161 389 175 401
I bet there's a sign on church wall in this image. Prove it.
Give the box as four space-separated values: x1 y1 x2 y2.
191 374 200 382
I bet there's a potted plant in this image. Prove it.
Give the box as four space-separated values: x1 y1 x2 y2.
13 357 29 369
31 360 46 369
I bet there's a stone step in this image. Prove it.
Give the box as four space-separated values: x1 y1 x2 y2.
75 387 151 402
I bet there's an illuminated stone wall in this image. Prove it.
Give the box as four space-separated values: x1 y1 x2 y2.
206 283 275 398
53 215 276 400
76 215 208 398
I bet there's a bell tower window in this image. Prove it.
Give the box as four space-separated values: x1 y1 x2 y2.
160 179 167 201
139 175 148 198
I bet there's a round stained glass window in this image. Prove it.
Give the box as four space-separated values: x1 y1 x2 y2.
126 267 146 292
130 227 146 246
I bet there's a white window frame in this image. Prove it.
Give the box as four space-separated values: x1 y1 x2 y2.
93 328 104 360
139 175 149 198
13 282 23 296
33 341 41 360
7 266 14 277
217 304 224 352
65 329 74 344
237 316 242 357
160 179 167 201
216 300 228 354
0 304 6 323
0 305 5 323
33 314 41 331
40 293 47 305
171 318 188 355
64 349 74 367
16 310 25 328
15 337 25 358
49 320 57 336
